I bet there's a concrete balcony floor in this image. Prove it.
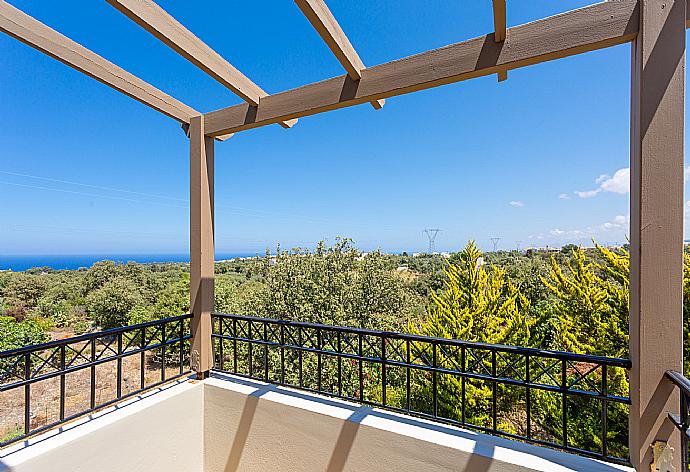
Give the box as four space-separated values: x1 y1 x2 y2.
0 373 633 472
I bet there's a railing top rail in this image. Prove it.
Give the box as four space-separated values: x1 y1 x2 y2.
666 370 690 395
212 312 632 368
0 313 192 359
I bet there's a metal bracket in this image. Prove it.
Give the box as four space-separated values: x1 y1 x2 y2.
651 441 675 472
191 349 200 372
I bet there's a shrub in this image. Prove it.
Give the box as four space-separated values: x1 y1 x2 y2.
0 316 48 352
85 277 144 329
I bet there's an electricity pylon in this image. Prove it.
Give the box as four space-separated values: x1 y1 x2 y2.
424 229 441 254
490 237 500 252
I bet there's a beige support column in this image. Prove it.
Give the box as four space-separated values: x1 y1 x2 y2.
189 114 214 379
629 0 685 469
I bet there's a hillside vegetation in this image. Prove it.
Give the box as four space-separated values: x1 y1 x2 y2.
2 238 688 456
1 238 685 364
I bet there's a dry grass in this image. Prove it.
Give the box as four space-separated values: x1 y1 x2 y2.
1 329 187 444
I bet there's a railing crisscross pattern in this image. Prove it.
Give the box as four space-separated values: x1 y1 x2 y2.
211 312 632 465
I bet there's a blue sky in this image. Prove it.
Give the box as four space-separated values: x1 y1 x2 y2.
0 0 686 255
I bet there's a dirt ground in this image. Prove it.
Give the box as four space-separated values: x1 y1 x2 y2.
1 329 188 444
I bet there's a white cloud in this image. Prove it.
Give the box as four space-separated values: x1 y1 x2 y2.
574 166 690 201
575 167 630 198
546 215 628 242
599 215 628 232
612 215 627 226
558 193 570 200
509 200 524 207
599 168 630 194
550 228 584 238
595 174 609 185
574 189 601 198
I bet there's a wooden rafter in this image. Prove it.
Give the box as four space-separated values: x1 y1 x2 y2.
107 0 297 129
0 0 198 123
294 0 384 110
492 0 507 42
491 0 508 82
205 0 639 137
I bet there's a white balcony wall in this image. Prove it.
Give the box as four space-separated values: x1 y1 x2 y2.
1 374 633 472
204 373 632 472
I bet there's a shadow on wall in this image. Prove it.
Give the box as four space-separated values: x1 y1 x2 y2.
326 407 370 472
223 387 265 472
213 373 628 472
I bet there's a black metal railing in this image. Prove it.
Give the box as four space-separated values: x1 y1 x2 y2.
0 314 192 447
211 312 632 465
666 370 690 470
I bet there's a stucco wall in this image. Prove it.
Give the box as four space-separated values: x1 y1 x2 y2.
0 374 634 472
0 380 204 472
203 373 632 472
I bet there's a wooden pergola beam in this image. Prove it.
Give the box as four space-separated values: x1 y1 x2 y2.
491 0 508 82
294 0 384 110
107 0 297 129
0 0 198 124
492 0 507 42
205 0 639 137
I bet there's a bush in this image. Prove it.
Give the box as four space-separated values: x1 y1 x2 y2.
85 277 144 329
0 316 48 352
1 273 47 309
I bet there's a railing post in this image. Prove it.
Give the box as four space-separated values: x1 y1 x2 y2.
189 114 214 379
629 0 685 469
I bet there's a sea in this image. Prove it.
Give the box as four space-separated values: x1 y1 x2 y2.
0 253 257 272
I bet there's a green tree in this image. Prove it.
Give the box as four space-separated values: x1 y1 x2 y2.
153 273 190 320
0 316 48 352
539 244 629 457
256 238 420 330
541 245 628 358
215 275 263 315
85 277 144 329
83 260 119 292
2 273 47 314
410 241 533 431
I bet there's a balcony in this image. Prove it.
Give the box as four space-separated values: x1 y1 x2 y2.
0 314 642 471
1 0 688 469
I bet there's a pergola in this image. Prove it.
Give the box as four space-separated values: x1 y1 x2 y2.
0 0 685 469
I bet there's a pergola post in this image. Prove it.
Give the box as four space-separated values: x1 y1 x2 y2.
629 0 685 469
189 114 215 379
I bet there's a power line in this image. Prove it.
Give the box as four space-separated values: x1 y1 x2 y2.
490 237 500 252
0 180 187 208
423 228 441 253
0 171 424 234
0 170 186 202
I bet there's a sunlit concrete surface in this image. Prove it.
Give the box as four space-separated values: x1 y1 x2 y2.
1 373 634 472
0 380 204 472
